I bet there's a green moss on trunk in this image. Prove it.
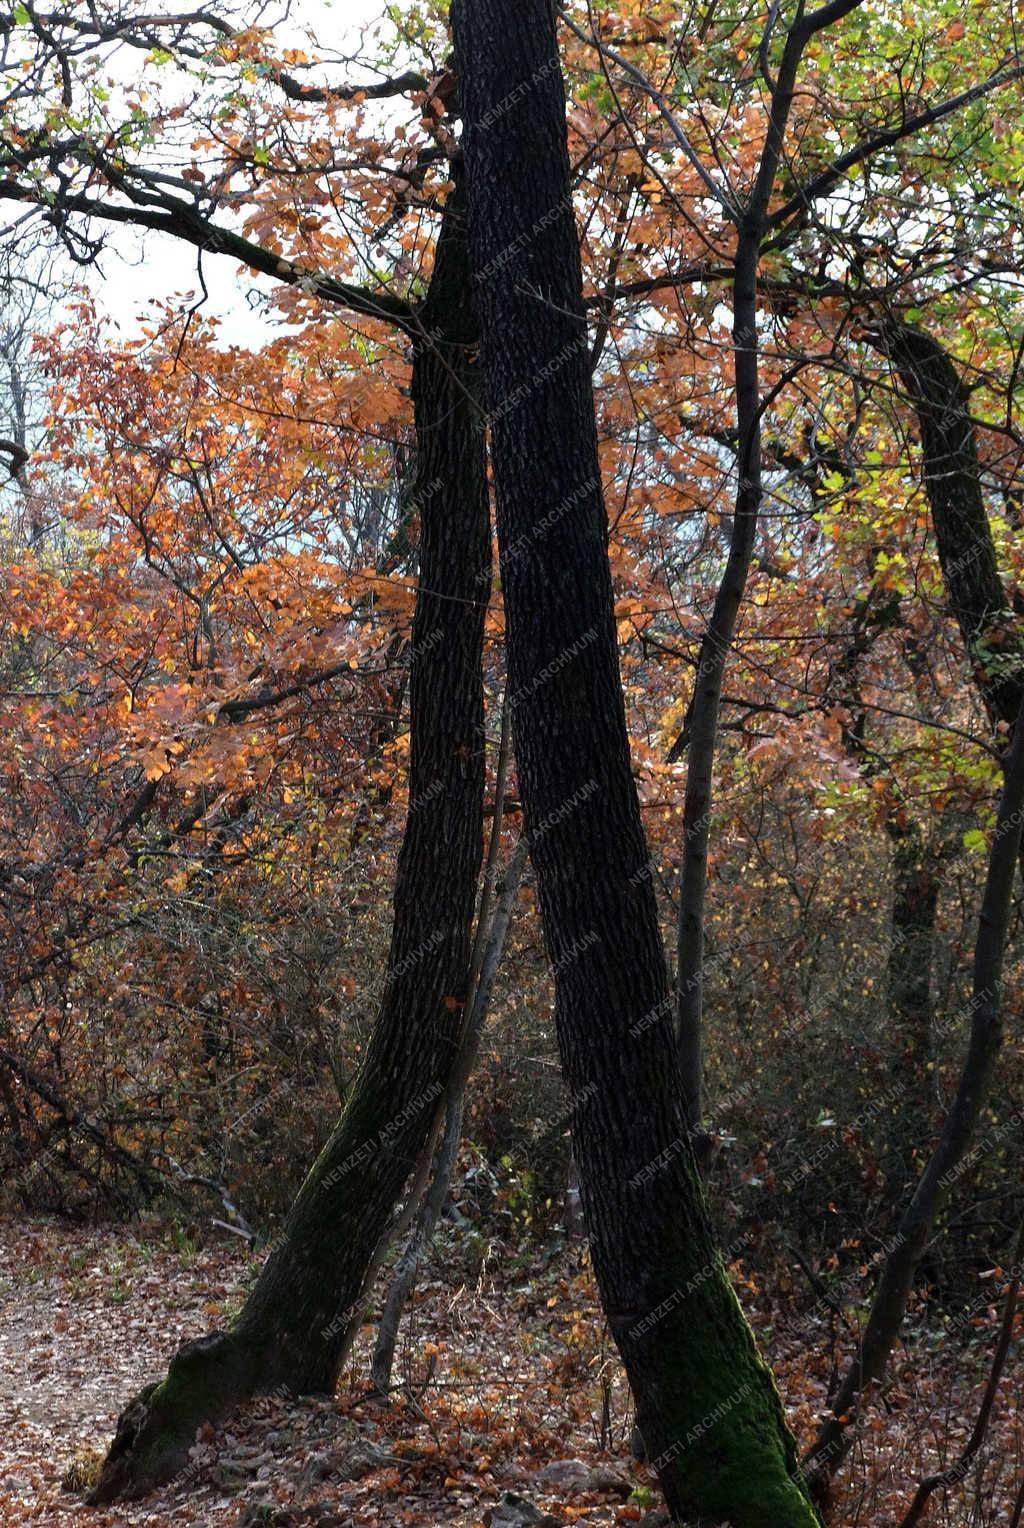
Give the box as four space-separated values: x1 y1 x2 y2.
88 1332 263 1504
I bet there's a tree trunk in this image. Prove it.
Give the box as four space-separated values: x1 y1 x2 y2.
669 0 846 1170
878 322 1023 730
883 820 940 1188
451 5 820 1524
805 693 1024 1488
90 173 491 1503
804 322 1024 1491
371 834 528 1395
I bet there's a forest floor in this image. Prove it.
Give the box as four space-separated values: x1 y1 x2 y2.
0 1214 1020 1528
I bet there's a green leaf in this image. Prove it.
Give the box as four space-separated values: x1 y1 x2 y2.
13 2 30 22
963 828 988 854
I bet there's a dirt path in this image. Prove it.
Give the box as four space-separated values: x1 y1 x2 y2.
0 1217 256 1524
0 1217 643 1528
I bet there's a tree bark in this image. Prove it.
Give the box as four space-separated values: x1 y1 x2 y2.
371 833 528 1395
451 5 820 1524
90 172 491 1503
878 322 1023 730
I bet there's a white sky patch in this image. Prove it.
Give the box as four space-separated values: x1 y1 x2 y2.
81 0 393 346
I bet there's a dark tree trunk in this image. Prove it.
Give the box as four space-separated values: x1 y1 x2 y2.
806 691 1024 1488
371 834 528 1395
90 174 491 1503
879 322 1023 730
805 323 1024 1489
451 5 820 1524
668 0 846 1172
883 821 940 1190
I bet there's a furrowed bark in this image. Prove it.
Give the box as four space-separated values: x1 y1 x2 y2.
451 3 820 1523
371 833 529 1395
89 172 490 1504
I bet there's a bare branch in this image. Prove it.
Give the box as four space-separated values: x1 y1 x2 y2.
770 60 1024 230
0 176 416 330
558 9 738 216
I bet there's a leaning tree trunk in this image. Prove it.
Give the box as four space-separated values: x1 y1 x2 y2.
371 706 521 1394
804 324 1024 1490
90 173 491 1503
451 4 820 1525
878 322 1024 731
371 834 529 1394
805 689 1024 1489
881 321 1019 1179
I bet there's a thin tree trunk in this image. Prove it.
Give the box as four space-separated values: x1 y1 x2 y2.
884 821 940 1188
674 218 762 1148
803 321 1024 1492
669 0 857 1161
371 704 516 1394
90 172 491 1503
451 4 822 1523
371 833 529 1395
805 690 1024 1489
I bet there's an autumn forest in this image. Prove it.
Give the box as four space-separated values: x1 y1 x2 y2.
1 1 1024 1525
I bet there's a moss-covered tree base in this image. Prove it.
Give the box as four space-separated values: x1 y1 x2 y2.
632 1319 823 1528
87 1331 267 1504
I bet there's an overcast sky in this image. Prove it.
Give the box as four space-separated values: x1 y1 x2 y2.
84 0 393 347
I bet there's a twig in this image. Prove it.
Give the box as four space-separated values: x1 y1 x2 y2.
166 1156 256 1241
895 1218 1024 1528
